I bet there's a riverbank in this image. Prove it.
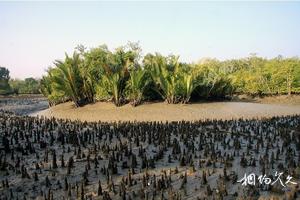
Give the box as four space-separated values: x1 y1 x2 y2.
35 100 300 122
233 94 300 105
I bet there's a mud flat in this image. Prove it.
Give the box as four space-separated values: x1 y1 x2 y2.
36 101 300 122
1 111 300 199
0 95 48 115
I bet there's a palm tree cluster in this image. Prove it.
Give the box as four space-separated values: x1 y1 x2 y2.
40 43 300 107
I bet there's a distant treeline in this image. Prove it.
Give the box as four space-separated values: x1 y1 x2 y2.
39 43 300 107
0 67 40 95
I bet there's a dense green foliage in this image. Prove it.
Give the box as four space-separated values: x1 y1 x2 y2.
9 78 40 94
231 56 300 95
41 44 300 107
0 67 40 95
0 67 11 95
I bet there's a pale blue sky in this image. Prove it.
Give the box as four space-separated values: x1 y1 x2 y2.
0 1 300 79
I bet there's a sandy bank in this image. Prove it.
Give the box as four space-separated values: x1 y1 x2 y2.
35 101 300 122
